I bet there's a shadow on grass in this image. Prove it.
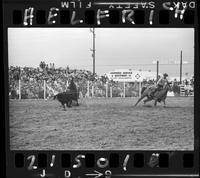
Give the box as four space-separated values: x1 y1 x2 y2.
142 105 183 108
164 106 182 108
143 104 153 107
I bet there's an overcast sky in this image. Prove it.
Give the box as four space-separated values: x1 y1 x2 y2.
8 28 194 76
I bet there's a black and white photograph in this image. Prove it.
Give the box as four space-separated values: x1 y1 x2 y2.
8 28 194 150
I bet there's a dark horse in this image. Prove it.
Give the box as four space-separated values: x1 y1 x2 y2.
54 78 79 110
67 78 79 106
134 82 172 107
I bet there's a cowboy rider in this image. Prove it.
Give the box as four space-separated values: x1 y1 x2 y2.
150 73 169 97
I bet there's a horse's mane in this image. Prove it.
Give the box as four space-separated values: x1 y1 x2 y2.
141 84 155 95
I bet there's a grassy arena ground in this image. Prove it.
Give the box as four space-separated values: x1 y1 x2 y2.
9 97 194 150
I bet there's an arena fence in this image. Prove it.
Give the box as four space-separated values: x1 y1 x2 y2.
180 84 194 97
85 81 142 98
10 79 144 99
10 79 194 99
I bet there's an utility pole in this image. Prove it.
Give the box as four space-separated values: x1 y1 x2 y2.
18 67 21 100
90 28 96 76
156 60 159 82
180 50 183 84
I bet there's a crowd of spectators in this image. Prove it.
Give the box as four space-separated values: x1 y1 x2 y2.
9 62 194 99
9 62 109 99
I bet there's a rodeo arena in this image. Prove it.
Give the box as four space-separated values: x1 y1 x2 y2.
9 62 194 150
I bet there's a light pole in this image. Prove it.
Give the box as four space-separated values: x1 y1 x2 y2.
156 60 159 82
152 60 159 81
180 50 183 84
90 28 96 76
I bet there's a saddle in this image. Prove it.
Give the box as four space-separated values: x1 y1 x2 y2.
149 86 163 98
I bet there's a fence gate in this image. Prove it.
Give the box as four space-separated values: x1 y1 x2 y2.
180 85 185 96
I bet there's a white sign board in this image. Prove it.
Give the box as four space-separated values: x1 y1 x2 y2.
107 69 158 82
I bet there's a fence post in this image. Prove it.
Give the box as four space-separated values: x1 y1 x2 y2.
180 84 185 96
66 80 69 88
123 81 125 98
92 85 94 97
87 80 90 97
106 81 108 98
18 79 21 100
139 82 141 97
44 80 46 100
110 86 112 98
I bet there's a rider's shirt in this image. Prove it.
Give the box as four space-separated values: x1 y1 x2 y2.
156 77 168 87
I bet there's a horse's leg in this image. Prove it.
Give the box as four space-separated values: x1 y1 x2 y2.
163 100 166 107
143 98 148 104
135 95 146 106
154 99 157 106
143 97 152 104
61 102 66 110
67 100 72 107
76 99 79 106
69 100 72 107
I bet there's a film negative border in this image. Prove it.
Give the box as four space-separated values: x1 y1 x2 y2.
7 151 199 178
3 0 198 27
